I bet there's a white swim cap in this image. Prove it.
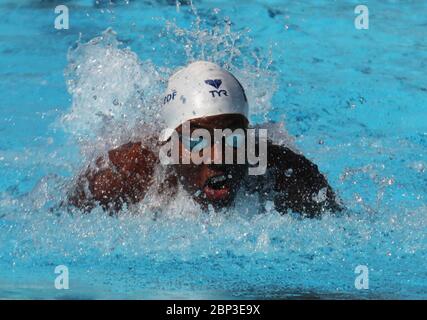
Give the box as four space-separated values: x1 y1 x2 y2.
159 61 249 141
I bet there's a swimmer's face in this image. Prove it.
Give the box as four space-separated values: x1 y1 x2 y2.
173 114 249 209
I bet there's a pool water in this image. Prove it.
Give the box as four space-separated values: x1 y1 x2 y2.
0 0 426 299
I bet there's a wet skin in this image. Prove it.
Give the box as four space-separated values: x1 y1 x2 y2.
68 114 342 216
171 114 249 210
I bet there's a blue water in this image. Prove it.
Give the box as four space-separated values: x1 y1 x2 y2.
0 0 426 299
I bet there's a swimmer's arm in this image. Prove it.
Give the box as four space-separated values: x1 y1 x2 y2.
68 142 158 212
268 144 342 217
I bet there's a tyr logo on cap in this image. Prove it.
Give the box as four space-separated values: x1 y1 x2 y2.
205 79 228 98
205 79 222 89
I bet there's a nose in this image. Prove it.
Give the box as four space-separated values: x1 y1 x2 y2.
210 141 223 165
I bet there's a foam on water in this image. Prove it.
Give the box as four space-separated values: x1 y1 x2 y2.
1 182 426 298
0 2 426 299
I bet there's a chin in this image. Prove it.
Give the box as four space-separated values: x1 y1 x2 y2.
196 190 237 210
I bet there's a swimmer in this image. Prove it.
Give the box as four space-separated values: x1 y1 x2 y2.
68 61 342 216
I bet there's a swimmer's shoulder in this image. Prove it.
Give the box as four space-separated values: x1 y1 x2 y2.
249 141 342 215
266 142 328 190
267 143 315 171
108 140 158 175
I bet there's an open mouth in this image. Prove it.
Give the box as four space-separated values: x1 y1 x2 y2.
203 175 232 201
